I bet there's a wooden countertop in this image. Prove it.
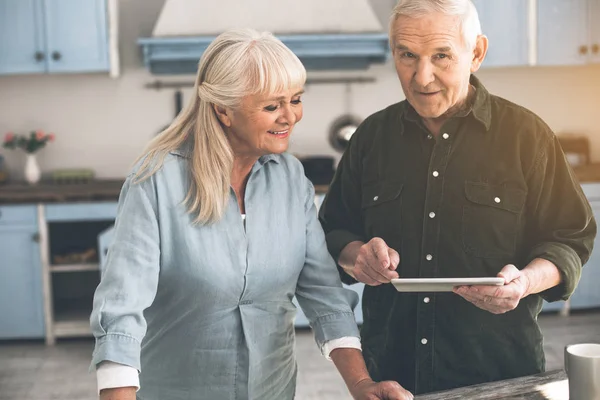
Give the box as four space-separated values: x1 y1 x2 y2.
416 370 568 400
0 180 124 204
0 163 597 204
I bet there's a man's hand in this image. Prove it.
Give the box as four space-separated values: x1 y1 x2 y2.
350 379 414 400
345 238 400 286
453 264 531 314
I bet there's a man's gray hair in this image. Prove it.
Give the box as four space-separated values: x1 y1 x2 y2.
389 0 482 50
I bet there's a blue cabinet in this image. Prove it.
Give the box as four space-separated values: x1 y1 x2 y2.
537 0 592 66
0 205 45 339
0 0 109 75
570 199 600 309
472 0 530 68
43 0 109 73
0 0 46 74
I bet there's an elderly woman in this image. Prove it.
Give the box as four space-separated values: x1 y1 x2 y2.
90 29 412 400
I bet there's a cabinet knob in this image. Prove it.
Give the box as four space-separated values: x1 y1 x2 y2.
34 51 45 62
579 45 589 55
52 51 62 61
32 233 40 243
592 44 599 54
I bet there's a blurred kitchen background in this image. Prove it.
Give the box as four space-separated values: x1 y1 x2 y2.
1 0 600 399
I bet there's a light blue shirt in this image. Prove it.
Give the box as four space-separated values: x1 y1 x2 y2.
90 146 360 400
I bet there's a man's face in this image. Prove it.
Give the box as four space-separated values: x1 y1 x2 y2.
391 13 483 119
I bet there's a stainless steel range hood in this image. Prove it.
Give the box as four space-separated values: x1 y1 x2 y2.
138 0 390 74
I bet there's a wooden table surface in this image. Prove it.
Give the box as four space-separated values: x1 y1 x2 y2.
416 370 568 400
0 179 124 203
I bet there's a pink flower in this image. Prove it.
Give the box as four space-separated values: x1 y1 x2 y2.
4 132 14 142
47 133 55 142
35 130 45 141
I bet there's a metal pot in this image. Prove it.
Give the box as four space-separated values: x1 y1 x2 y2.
328 114 361 152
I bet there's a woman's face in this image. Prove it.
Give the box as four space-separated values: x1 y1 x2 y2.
219 87 304 159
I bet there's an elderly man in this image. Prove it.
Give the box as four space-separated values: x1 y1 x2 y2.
319 0 596 394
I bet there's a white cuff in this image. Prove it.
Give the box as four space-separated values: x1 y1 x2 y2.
96 361 140 394
322 336 362 360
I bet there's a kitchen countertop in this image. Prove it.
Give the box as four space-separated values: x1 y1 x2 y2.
415 370 567 400
573 163 600 182
0 180 124 204
0 164 597 204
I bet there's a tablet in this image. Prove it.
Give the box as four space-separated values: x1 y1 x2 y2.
391 277 505 292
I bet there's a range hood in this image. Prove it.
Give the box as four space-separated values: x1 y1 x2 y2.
138 0 390 74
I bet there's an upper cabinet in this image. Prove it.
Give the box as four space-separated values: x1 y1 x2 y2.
0 0 46 74
0 0 111 75
473 0 530 68
43 0 109 73
537 0 593 66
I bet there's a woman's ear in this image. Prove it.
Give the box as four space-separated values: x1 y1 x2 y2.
213 104 232 127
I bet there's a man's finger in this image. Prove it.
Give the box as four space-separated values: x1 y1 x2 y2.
362 255 398 282
498 264 519 284
370 239 391 269
388 248 400 270
356 269 382 286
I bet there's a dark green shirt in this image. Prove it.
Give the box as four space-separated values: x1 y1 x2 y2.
319 75 596 394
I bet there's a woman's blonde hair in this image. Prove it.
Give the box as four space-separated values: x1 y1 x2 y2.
134 28 306 224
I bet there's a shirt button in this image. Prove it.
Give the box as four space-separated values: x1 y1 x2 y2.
373 195 379 201
421 338 428 345
427 134 433 140
432 171 439 177
429 212 436 218
426 254 433 261
494 197 501 203
424 297 430 303
442 133 449 139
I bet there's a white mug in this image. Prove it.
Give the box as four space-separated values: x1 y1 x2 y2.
565 343 600 400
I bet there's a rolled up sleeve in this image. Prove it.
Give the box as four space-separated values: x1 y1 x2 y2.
90 174 161 371
525 134 596 302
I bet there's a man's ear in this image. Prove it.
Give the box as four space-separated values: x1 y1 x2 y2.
213 104 232 127
471 35 489 73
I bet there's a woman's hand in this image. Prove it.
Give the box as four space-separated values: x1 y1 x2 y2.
99 387 136 400
351 378 414 400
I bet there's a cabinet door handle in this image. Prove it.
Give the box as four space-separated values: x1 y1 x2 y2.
32 233 40 243
34 51 45 62
579 45 589 55
592 44 599 54
52 51 62 61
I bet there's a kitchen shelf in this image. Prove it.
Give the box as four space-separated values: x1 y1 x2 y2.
50 263 99 273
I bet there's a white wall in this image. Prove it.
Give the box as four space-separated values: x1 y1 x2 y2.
1 0 600 179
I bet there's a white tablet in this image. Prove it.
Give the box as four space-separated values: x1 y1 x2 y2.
391 277 505 292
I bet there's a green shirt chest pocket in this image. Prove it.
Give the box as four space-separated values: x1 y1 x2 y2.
462 181 527 258
361 181 403 240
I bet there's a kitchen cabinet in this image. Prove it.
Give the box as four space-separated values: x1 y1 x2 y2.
0 205 45 339
537 0 596 66
472 0 530 67
543 185 600 313
0 0 109 75
569 195 600 309
41 202 117 344
0 0 46 74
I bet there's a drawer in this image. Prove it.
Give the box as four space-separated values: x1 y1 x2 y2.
45 202 118 222
0 205 37 226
